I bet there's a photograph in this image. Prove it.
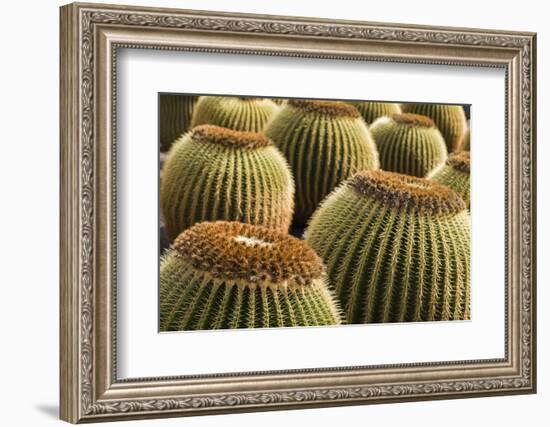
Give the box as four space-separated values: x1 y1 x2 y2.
158 95 472 331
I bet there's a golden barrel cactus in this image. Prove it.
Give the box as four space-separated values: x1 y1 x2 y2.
306 170 470 324
160 125 294 239
265 99 379 225
429 151 471 209
347 101 401 125
401 103 468 152
160 221 343 331
370 113 447 177
159 94 198 152
191 96 278 132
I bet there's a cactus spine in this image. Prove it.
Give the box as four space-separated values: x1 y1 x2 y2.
160 125 294 240
191 96 278 132
160 221 343 331
347 101 401 125
401 103 467 152
370 113 447 177
265 99 379 225
159 95 198 152
305 170 470 324
429 151 470 209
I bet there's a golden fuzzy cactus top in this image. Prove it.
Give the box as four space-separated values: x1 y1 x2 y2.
346 170 466 214
265 99 379 225
160 125 294 240
191 96 279 132
370 113 448 177
172 221 324 286
306 170 470 323
160 221 343 330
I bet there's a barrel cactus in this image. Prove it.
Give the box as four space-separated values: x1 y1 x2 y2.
265 99 379 225
160 221 343 331
370 113 447 177
347 101 401 125
191 96 278 132
401 103 467 152
462 127 470 151
305 170 470 324
160 125 294 240
159 94 198 152
428 151 470 209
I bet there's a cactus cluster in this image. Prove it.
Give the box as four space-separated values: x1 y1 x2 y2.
158 94 472 330
160 221 343 331
370 113 447 177
347 101 401 125
159 94 198 152
160 125 294 239
429 151 471 209
265 99 379 225
191 96 279 132
305 170 470 324
401 103 467 152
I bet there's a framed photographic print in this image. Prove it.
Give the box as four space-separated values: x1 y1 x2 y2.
59 2 537 423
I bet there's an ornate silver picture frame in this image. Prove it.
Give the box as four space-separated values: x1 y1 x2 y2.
60 2 536 423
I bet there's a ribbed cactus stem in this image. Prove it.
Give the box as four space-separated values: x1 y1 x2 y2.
347 101 401 125
401 103 467 152
191 96 278 132
306 170 470 324
265 99 379 225
428 151 470 209
160 125 294 239
370 113 447 177
159 94 198 152
160 221 343 331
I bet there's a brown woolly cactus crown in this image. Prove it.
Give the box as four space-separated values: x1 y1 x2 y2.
287 99 361 118
391 113 436 128
348 170 465 215
172 221 325 286
190 124 273 149
447 150 471 173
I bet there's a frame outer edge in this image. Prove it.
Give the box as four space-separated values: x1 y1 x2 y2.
59 2 537 422
60 3 81 424
529 33 537 393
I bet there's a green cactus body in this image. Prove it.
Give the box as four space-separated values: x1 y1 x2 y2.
401 103 467 152
305 170 470 324
265 99 379 225
160 221 343 331
428 151 470 209
159 95 198 152
160 125 294 240
191 96 278 131
347 101 401 125
369 113 447 177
